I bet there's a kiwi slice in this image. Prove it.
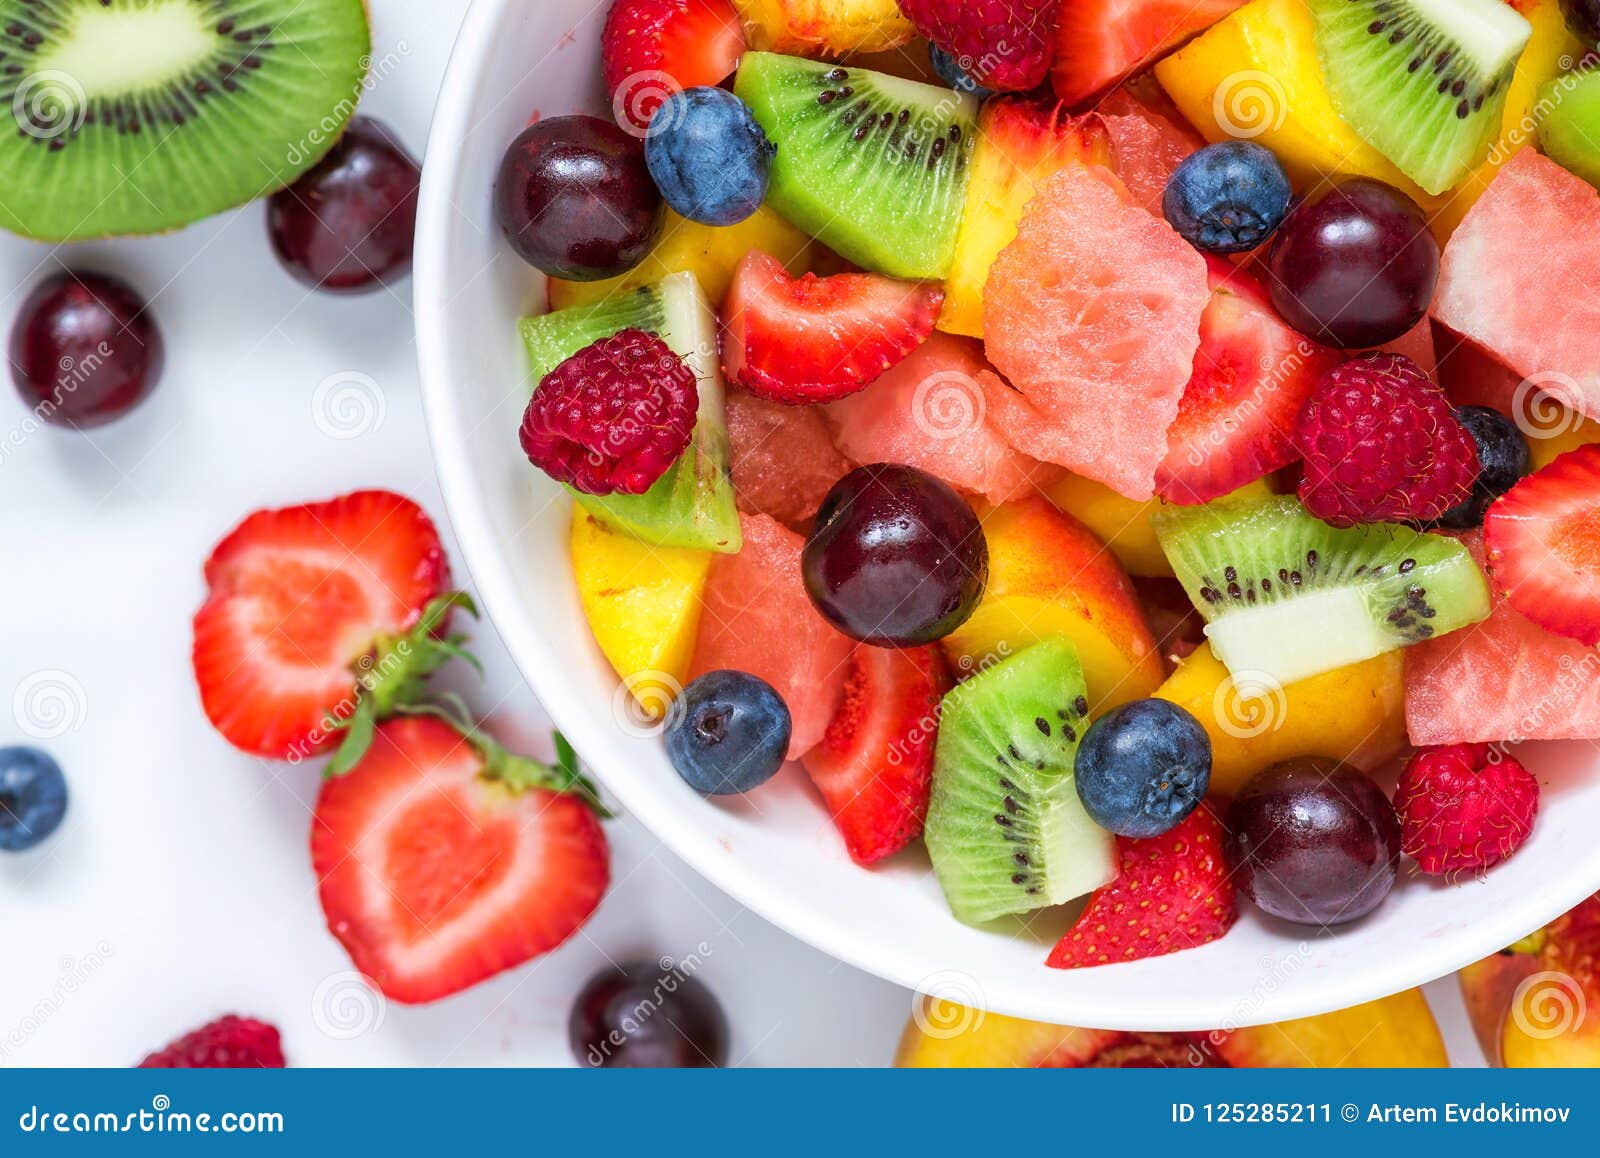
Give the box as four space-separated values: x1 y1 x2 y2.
924 636 1117 927
1154 493 1491 687
1305 0 1531 196
519 271 740 555
0 0 371 240
734 52 978 280
1538 70 1600 189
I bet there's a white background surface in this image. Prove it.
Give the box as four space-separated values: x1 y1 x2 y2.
0 0 1480 1067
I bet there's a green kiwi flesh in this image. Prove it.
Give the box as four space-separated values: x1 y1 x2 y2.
0 0 371 240
924 636 1117 927
734 51 978 280
519 271 740 555
1306 0 1531 196
1537 69 1600 190
1154 493 1491 686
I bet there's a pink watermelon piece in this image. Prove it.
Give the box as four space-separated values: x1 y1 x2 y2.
983 163 1210 500
725 388 851 529
1406 533 1600 744
1433 149 1600 421
690 512 852 758
824 332 1056 505
1097 87 1204 214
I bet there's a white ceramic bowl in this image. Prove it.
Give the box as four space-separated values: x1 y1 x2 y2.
414 0 1600 1030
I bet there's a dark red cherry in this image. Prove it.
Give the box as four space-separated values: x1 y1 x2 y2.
266 116 421 294
569 961 729 1068
495 115 662 281
803 463 988 647
1227 757 1401 926
8 271 163 428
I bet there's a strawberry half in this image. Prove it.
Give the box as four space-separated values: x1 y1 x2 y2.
312 717 609 1004
1485 445 1600 646
1047 807 1235 968
1051 0 1247 106
192 490 452 760
602 0 747 132
1155 259 1339 505
721 249 944 405
801 645 952 865
896 0 1063 92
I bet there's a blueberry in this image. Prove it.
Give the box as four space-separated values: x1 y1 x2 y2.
927 45 993 99
644 88 774 227
1074 700 1211 838
1163 141 1292 254
0 746 68 853
1434 406 1532 529
665 670 791 796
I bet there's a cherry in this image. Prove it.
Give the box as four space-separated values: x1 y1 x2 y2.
569 961 729 1068
8 271 163 428
266 116 421 294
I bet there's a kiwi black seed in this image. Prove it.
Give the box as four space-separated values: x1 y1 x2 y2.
1305 0 1532 195
734 51 978 281
0 0 371 240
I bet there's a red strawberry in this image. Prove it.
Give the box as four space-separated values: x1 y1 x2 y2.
1485 445 1600 645
603 0 747 132
138 1015 285 1068
312 717 609 1004
1052 0 1247 106
897 0 1062 92
1394 743 1538 876
1046 807 1235 968
721 249 943 405
1155 259 1340 505
192 491 453 760
801 645 952 864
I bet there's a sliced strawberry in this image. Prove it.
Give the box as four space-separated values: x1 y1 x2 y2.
801 645 952 865
1154 259 1339 505
1484 445 1600 646
1046 807 1235 969
1051 0 1247 106
192 490 451 759
603 0 747 132
721 249 944 405
312 717 609 1004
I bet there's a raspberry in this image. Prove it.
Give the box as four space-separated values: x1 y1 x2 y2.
520 330 698 496
896 0 1062 92
138 1015 286 1068
1293 353 1479 527
1394 743 1539 876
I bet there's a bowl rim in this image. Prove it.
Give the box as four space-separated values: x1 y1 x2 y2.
413 0 1600 1032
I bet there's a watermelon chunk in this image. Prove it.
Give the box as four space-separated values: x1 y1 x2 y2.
824 332 1054 505
690 512 852 758
725 388 850 528
1433 149 1600 421
1098 85 1204 214
983 163 1210 500
1405 533 1600 744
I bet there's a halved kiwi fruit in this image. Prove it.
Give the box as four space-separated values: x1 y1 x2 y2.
925 636 1117 927
1305 0 1531 196
734 51 978 280
0 0 371 240
1154 493 1491 687
519 271 740 555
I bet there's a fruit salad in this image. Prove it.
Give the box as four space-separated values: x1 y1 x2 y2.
493 0 1600 973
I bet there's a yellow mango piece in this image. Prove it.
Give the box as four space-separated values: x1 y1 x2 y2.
732 0 914 56
1432 0 1584 236
938 100 1113 339
547 206 814 312
1155 0 1446 226
1218 990 1449 1067
1154 641 1406 796
571 511 711 715
1530 413 1600 471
